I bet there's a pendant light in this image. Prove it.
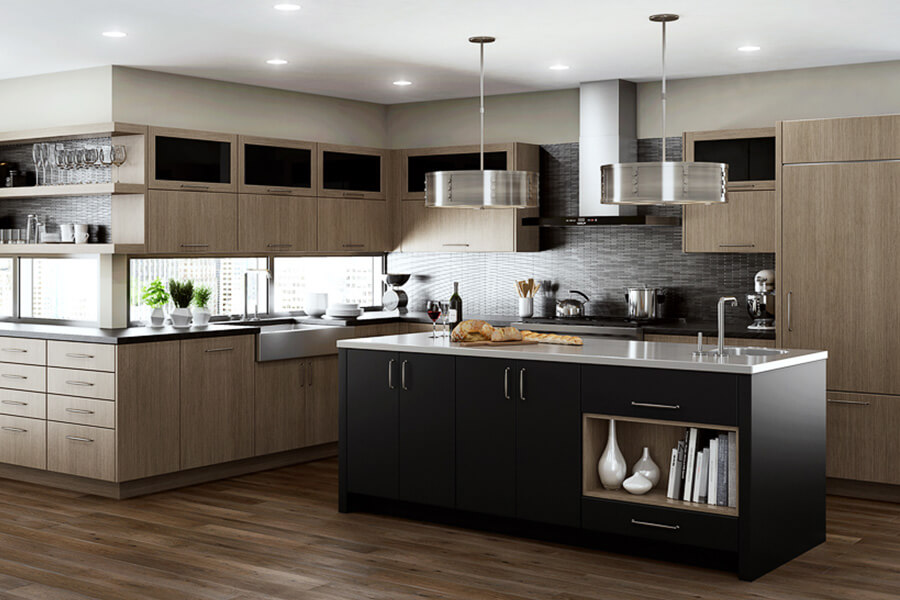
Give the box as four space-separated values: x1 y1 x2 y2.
600 14 727 205
425 37 539 209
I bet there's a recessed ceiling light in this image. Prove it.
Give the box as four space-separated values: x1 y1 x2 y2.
393 80 413 87
549 64 570 71
738 45 761 52
102 31 127 38
274 3 301 10
266 58 288 65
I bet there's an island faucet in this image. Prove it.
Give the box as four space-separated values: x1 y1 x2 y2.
244 268 272 321
716 296 739 356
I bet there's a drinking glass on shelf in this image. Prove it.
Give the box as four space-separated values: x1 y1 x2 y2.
32 143 44 186
426 300 442 339
83 147 99 183
440 301 451 337
55 144 67 185
65 149 78 183
112 144 127 182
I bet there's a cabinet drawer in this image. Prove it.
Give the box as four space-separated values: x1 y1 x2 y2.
47 368 115 400
582 498 737 551
48 341 115 372
0 389 46 419
47 395 115 429
0 337 46 366
47 422 115 481
0 415 46 470
582 366 738 426
0 362 46 392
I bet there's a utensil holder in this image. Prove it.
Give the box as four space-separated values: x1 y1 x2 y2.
518 297 534 318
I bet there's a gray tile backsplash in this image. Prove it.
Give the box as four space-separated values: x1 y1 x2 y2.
387 139 775 327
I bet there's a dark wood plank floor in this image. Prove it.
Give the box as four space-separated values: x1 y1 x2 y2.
0 459 897 599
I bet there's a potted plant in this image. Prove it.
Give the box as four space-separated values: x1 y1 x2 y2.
168 279 194 329
192 285 212 327
141 278 169 328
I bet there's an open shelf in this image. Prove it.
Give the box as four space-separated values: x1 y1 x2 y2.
0 122 147 144
583 413 739 517
0 243 144 255
0 183 145 199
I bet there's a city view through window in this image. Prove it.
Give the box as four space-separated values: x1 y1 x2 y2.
20 257 98 321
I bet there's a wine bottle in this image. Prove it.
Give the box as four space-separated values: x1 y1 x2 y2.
449 282 463 327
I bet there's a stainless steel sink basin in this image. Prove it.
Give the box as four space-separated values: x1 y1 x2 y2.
727 347 790 357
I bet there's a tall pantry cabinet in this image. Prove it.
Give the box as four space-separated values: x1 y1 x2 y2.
778 115 900 487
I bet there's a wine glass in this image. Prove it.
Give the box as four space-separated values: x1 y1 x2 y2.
54 144 67 185
83 147 99 183
32 144 44 186
426 300 442 339
112 145 127 182
440 301 451 337
65 150 78 183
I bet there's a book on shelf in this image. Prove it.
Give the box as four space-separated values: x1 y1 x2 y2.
727 431 737 508
708 437 718 506
717 433 729 507
691 451 704 503
697 447 710 504
666 448 680 499
671 438 686 499
682 428 699 502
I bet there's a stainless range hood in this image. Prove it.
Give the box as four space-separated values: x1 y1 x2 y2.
524 80 680 227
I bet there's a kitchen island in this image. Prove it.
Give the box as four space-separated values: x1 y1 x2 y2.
337 333 827 580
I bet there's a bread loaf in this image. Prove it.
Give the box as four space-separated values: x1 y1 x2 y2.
490 327 523 342
521 331 584 346
451 319 493 342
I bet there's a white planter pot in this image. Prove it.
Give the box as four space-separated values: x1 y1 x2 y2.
170 307 193 329
192 307 211 327
149 307 166 328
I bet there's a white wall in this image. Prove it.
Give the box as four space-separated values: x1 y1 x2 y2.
386 88 579 148
111 67 388 147
0 66 112 131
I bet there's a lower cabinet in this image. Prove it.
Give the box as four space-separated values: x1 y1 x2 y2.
47 422 115 481
827 391 900 485
306 355 340 446
0 414 46 470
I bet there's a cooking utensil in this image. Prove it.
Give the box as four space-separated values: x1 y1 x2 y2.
556 290 590 318
625 286 666 320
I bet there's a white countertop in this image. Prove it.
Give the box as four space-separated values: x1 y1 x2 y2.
337 333 827 374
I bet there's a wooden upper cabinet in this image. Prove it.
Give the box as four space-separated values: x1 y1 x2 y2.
683 128 776 191
238 194 317 253
782 115 900 164
147 190 237 254
317 143 388 200
149 127 237 192
238 135 316 195
400 201 537 253
683 190 776 253
400 143 518 200
317 198 389 252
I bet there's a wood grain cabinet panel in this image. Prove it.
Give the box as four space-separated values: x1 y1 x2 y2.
47 368 115 401
826 392 900 485
47 422 115 481
0 389 46 419
306 355 339 447
782 116 900 163
0 337 46 366
47 395 115 429
180 336 254 470
47 341 115 372
683 190 776 253
400 200 536 253
0 415 46 470
0 362 46 393
238 194 317 253
254 359 306 456
317 198 389 252
147 190 237 254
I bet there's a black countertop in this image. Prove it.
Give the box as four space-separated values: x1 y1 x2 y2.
0 322 260 344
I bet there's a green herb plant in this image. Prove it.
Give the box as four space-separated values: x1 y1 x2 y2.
141 278 169 309
193 285 212 309
168 279 195 309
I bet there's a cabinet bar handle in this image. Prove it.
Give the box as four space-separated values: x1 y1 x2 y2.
180 184 210 190
1 400 27 406
266 188 294 194
342 243 364 248
1 374 26 380
1 348 27 353
401 360 408 391
442 243 470 247
342 192 365 198
65 380 94 387
519 368 526 401
65 353 94 359
65 435 94 443
307 362 312 387
1 427 27 433
787 291 793 332
631 519 680 531
180 243 210 248
718 243 755 248
827 398 870 406
204 347 234 353
65 408 95 415
631 401 681 410
266 243 293 248
504 367 510 400
388 359 395 390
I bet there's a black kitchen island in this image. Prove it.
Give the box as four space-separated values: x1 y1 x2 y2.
337 333 827 580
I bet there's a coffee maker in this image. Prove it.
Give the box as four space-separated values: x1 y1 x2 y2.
746 269 775 330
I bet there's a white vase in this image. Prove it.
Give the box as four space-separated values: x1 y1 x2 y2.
149 307 166 328
192 306 211 327
623 473 653 495
170 307 192 329
598 419 627 490
632 446 661 488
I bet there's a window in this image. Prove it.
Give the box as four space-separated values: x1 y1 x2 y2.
274 256 381 312
0 259 13 318
19 257 98 322
129 257 268 322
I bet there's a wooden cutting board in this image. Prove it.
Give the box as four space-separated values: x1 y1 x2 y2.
456 339 540 347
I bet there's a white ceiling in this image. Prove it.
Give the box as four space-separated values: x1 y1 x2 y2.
5 0 900 104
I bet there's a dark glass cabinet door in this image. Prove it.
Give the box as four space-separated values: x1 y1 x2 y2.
150 128 237 192
242 143 313 191
407 151 508 193
693 136 776 183
318 145 386 199
515 360 582 527
455 357 517 517
398 353 456 508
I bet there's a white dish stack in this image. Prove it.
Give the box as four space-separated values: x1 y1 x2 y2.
326 303 362 319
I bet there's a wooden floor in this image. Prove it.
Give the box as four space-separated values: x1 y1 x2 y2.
0 459 896 600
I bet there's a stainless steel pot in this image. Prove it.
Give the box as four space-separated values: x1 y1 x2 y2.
625 286 666 320
556 290 590 318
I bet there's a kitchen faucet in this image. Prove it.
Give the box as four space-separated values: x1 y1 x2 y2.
244 268 271 321
715 297 738 356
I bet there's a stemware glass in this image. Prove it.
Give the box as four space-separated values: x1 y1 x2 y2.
440 301 451 337
65 149 78 183
112 145 127 183
83 147 99 183
32 144 44 186
55 144 67 185
426 300 442 339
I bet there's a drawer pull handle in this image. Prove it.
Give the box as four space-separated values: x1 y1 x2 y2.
519 368 526 402
504 367 510 400
65 353 95 359
442 243 470 247
1 427 27 433
341 243 364 248
65 408 95 415
1 348 27 353
388 359 395 389
718 243 755 248
180 184 210 190
342 192 366 198
266 188 294 194
204 347 234 353
180 243 210 248
401 360 408 391
631 518 680 531
827 398 870 406
65 435 94 443
266 243 293 248
1 400 27 406
65 380 94 387
1 374 27 380
631 401 681 410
